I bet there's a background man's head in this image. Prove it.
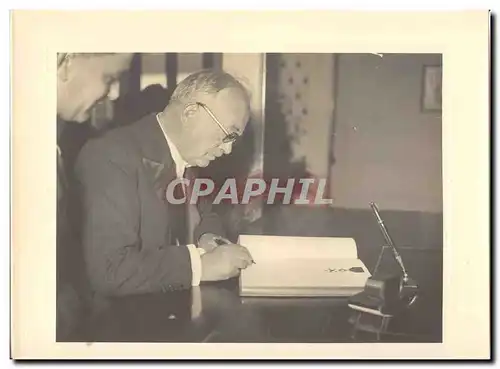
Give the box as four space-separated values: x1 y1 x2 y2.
164 70 251 168
57 53 133 123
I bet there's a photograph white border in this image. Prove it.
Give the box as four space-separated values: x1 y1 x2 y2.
10 10 490 359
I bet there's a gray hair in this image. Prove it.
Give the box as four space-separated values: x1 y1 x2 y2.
57 52 121 67
170 69 251 104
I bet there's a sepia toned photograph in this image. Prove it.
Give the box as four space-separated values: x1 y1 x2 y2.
55 52 443 344
11 10 490 360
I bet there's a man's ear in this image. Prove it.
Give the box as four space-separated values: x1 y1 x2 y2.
181 103 199 125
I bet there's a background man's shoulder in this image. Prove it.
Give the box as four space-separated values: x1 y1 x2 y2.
76 125 140 172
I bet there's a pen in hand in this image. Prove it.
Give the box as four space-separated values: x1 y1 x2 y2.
214 237 256 264
213 238 229 246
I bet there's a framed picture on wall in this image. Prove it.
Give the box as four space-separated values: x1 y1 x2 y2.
421 65 442 111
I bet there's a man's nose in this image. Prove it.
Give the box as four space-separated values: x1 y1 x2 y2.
221 142 233 155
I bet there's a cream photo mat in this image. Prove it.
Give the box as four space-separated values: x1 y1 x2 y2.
11 10 490 359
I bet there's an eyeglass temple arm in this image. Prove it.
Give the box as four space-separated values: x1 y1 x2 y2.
195 102 231 136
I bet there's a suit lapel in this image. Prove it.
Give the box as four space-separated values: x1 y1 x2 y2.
141 157 169 201
142 157 165 181
128 114 176 201
126 114 196 244
130 113 175 166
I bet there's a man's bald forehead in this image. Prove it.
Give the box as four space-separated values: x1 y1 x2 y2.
171 69 251 105
216 86 250 107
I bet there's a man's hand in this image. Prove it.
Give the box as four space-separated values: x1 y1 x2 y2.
200 244 254 282
198 233 228 253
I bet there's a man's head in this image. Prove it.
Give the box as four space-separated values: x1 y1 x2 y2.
163 70 251 168
57 53 133 123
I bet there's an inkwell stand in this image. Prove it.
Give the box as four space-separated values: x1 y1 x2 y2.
347 202 419 340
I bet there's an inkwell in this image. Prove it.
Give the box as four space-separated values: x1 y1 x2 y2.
347 202 419 338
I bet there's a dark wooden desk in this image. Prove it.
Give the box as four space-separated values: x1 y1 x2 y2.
73 249 442 343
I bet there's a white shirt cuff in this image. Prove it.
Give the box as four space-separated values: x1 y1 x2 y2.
187 246 204 320
191 286 202 320
186 244 203 287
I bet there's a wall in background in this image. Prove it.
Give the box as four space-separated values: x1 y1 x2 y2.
330 53 443 213
222 54 266 178
222 54 266 223
140 53 168 90
264 53 334 184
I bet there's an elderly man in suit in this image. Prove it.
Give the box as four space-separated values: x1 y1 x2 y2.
57 53 133 339
75 70 254 299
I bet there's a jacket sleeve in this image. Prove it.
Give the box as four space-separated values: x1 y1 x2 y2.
75 138 192 297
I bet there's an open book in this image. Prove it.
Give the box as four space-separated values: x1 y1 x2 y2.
238 235 371 297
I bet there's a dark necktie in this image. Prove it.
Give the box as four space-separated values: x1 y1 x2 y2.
184 168 200 244
171 169 188 245
171 167 201 245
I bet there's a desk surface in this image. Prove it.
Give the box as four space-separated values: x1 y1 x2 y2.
73 249 442 343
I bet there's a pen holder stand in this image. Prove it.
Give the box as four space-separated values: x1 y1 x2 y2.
347 245 419 339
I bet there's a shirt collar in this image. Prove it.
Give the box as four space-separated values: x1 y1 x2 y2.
156 113 190 178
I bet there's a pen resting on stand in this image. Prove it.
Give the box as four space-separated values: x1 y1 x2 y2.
368 202 419 308
369 202 409 283
347 202 420 336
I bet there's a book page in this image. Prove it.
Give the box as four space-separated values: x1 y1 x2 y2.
237 235 358 261
241 258 370 289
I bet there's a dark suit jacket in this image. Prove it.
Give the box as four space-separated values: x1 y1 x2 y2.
57 120 87 340
75 113 226 297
